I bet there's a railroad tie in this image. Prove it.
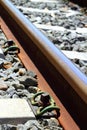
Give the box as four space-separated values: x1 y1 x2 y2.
0 99 35 124
0 47 5 59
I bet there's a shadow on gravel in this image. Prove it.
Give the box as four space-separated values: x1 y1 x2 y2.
70 0 87 7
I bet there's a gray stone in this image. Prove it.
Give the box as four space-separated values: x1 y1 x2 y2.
0 90 6 96
26 71 37 78
28 86 38 93
18 68 26 76
19 76 38 87
17 124 26 130
25 120 43 130
0 80 8 90
79 60 87 67
6 87 16 97
12 81 25 89
4 124 17 130
12 94 19 98
39 3 46 9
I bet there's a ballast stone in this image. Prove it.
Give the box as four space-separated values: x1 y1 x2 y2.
0 99 35 124
0 80 8 90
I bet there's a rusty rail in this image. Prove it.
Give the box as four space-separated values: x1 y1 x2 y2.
0 0 87 129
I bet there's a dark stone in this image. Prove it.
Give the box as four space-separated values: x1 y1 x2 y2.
19 76 38 87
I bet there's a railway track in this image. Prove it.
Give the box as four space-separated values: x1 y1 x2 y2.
10 0 87 77
0 0 87 130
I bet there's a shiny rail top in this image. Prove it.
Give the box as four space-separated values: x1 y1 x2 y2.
0 0 87 104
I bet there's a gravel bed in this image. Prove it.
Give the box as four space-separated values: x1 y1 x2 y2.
0 29 63 129
9 0 87 76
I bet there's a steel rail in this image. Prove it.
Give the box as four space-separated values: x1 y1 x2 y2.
0 17 80 130
0 0 87 129
1 0 87 104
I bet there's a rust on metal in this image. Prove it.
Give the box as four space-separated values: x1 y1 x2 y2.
0 0 87 129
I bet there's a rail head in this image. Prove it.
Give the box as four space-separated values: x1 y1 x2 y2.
0 0 87 104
